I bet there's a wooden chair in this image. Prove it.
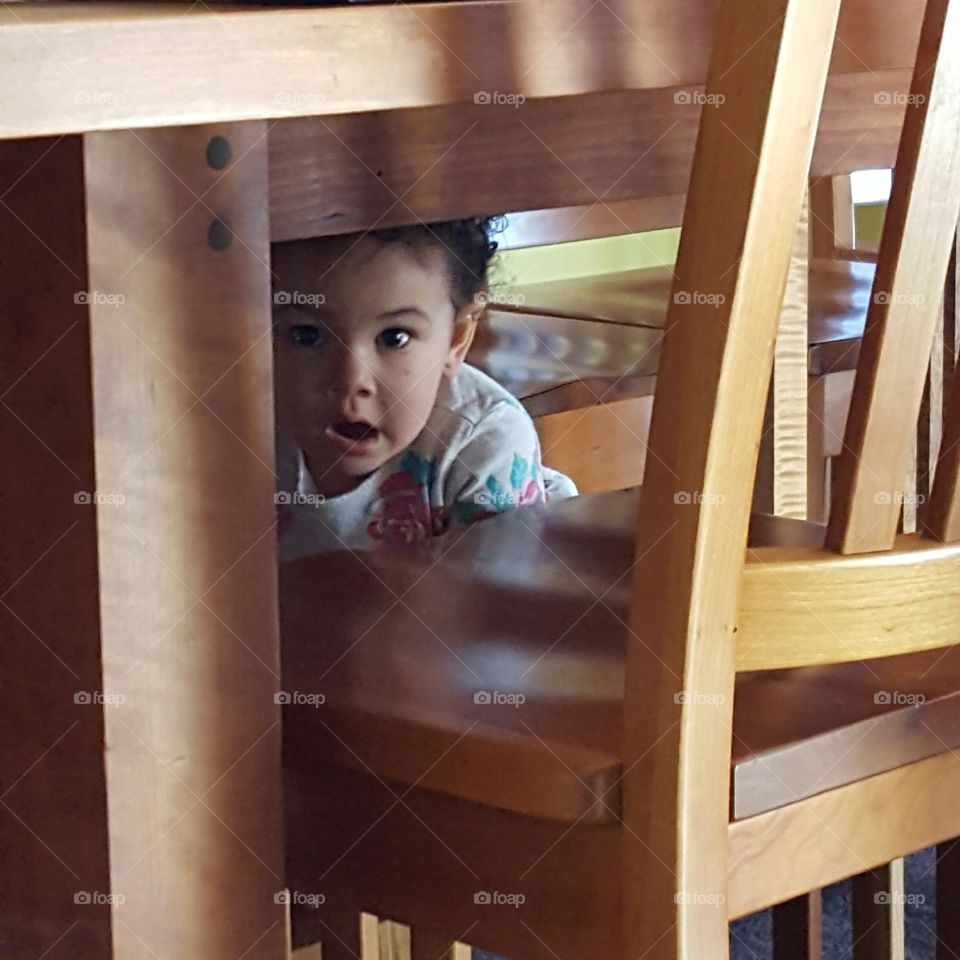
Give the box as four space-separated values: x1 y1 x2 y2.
274 2 940 957
279 0 960 957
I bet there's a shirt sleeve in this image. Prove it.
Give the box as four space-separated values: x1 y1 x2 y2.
443 399 576 526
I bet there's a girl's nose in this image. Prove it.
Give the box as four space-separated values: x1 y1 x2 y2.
325 347 375 400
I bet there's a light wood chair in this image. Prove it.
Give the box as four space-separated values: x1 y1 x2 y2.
280 2 960 958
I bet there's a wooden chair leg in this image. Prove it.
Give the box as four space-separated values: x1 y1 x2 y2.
356 914 469 960
851 860 906 960
936 841 960 959
772 891 822 960
378 919 412 960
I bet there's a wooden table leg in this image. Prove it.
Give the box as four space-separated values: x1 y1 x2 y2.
82 122 286 958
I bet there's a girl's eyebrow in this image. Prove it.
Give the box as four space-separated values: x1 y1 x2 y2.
378 307 430 321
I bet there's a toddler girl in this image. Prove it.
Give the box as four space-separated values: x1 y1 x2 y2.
273 217 577 559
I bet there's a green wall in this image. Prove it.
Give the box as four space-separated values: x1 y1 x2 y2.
499 201 886 287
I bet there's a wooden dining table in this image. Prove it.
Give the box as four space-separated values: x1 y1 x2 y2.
0 1 929 957
280 489 960 946
471 257 876 412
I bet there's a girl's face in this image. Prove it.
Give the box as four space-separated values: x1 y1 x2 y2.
272 235 479 497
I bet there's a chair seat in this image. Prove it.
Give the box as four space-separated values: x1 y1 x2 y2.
281 489 960 825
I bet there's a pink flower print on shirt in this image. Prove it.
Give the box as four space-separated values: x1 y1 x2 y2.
366 450 446 544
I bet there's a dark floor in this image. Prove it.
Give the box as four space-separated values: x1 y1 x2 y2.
729 847 936 959
473 848 938 960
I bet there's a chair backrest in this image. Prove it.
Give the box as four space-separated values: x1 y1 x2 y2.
619 0 960 956
616 0 844 955
533 396 653 494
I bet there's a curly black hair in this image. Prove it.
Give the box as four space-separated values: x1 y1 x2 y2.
368 216 504 311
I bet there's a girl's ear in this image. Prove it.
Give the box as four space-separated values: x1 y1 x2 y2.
442 299 483 378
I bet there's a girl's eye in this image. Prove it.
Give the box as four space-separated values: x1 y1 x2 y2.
290 324 323 347
377 327 411 350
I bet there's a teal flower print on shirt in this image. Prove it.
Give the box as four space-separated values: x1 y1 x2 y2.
452 452 543 525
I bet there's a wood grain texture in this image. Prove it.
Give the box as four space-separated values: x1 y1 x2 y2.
0 137 113 959
851 860 905 960
738 535 960 670
267 70 911 243
762 194 809 518
83 123 286 958
826 0 960 554
499 197 686 249
727 751 960 920
0 0 924 139
617 0 842 954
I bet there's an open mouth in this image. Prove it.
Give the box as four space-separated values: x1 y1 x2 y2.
325 420 380 453
332 421 378 442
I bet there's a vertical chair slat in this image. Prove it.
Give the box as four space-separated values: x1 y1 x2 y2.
619 0 841 958
851 861 906 960
826 0 960 554
754 194 809 519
